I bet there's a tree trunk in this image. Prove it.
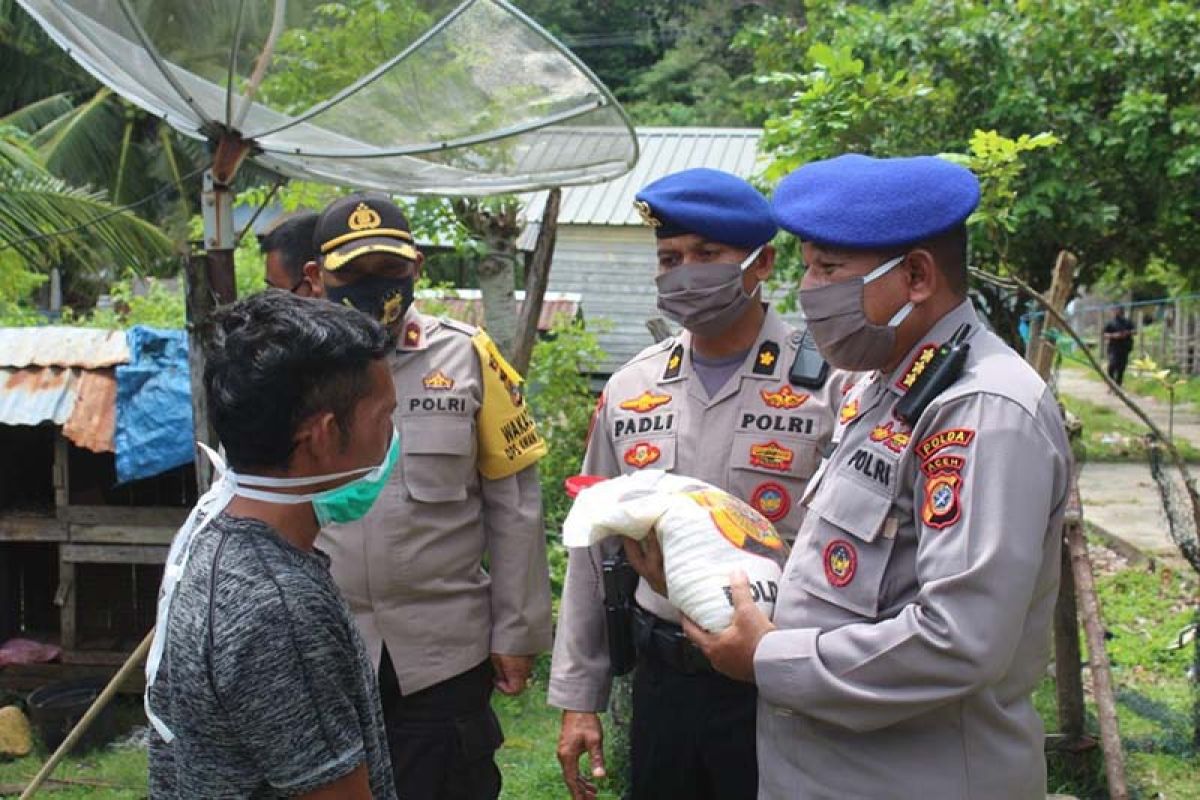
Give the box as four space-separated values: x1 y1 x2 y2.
478 252 519 358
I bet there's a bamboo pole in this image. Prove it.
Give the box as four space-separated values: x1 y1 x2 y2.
20 629 154 800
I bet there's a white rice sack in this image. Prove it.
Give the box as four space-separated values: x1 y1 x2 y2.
563 470 789 632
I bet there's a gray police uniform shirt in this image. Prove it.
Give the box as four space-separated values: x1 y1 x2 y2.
318 307 553 694
549 307 851 712
754 300 1072 800
147 513 396 799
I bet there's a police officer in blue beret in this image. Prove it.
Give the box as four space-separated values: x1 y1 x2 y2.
683 155 1073 799
550 168 850 800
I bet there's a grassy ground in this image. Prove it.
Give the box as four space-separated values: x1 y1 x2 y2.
2 542 1195 799
1060 392 1200 462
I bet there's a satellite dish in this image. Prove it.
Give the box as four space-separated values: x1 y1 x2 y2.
17 0 638 195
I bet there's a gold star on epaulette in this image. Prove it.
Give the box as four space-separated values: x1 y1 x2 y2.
758 350 776 367
668 353 681 370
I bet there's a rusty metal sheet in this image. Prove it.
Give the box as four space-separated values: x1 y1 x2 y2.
0 366 80 426
0 327 128 369
62 368 117 453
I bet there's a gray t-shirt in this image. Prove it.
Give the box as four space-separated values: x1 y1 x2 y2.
692 348 751 398
148 513 395 799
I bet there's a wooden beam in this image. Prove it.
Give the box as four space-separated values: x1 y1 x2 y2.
0 513 66 542
60 543 168 565
1032 251 1077 377
512 187 562 375
68 524 177 546
0 663 145 695
61 505 188 527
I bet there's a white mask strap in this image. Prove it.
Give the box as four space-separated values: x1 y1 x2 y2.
863 254 906 284
887 301 915 327
739 245 765 273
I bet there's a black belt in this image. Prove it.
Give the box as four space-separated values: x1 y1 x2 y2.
631 604 713 675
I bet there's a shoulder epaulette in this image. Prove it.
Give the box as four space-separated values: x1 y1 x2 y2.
436 316 478 337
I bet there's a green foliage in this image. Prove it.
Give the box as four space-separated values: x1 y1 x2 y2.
256 0 433 114
746 0 1200 296
526 318 606 533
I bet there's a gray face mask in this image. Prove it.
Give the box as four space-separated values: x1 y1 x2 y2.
656 246 764 338
799 254 914 371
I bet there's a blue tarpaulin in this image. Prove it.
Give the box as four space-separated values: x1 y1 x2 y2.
114 326 193 484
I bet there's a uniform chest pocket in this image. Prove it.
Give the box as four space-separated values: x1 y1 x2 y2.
794 483 897 619
401 417 475 503
728 430 822 543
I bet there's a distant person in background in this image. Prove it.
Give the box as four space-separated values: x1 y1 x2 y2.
1103 306 1135 385
258 211 319 295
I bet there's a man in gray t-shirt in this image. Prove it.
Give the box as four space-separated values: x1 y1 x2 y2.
147 290 400 798
148 512 394 798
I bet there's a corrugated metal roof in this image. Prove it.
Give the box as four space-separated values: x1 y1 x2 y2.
0 327 129 369
62 368 117 453
415 290 582 332
0 366 81 427
519 127 763 241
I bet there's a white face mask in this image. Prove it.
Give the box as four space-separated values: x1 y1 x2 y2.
144 430 399 742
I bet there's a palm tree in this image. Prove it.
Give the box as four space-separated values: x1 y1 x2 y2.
0 129 174 302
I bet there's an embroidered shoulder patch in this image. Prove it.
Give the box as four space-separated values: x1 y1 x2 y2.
916 428 975 461
624 441 661 468
403 321 422 347
921 454 965 477
824 539 857 587
921 471 963 529
619 391 672 413
761 385 809 410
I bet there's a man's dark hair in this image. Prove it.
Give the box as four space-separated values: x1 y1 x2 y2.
920 224 969 295
204 290 392 472
257 212 319 283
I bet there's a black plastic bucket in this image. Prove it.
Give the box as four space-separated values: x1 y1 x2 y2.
26 678 118 753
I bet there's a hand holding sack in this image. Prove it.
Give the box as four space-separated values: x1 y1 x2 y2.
563 471 789 632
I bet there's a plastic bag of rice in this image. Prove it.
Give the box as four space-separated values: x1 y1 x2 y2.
563 470 789 632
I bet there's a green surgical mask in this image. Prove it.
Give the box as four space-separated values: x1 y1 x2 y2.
229 427 401 527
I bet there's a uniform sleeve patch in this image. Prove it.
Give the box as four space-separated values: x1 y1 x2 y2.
824 539 858 587
921 454 965 477
623 441 661 468
761 385 809 409
915 427 975 461
619 390 672 413
472 331 547 479
921 471 962 529
750 482 792 522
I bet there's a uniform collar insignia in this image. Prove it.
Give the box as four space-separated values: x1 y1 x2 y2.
753 341 780 376
661 343 685 381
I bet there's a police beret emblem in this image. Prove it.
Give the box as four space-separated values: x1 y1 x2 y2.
348 202 382 231
634 200 661 228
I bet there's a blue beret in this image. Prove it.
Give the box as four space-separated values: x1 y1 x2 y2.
772 154 980 250
634 168 777 249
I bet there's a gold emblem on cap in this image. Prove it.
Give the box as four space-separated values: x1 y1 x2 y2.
348 202 382 231
634 200 661 228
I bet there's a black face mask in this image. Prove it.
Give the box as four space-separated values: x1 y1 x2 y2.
326 275 415 326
